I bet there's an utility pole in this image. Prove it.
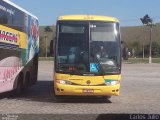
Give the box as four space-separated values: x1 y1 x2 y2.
44 34 47 58
142 25 145 59
140 14 154 63
149 24 153 63
148 23 156 63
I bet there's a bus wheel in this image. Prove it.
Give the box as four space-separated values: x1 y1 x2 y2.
24 72 30 90
33 65 38 84
14 74 23 96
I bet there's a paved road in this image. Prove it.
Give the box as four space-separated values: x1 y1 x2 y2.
0 61 160 115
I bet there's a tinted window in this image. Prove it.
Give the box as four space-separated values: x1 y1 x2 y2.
0 1 25 32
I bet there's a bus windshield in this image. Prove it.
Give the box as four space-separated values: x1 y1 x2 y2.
56 21 121 75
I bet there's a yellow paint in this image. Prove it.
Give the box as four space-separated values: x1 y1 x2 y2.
55 83 120 96
0 25 27 49
58 15 119 22
54 73 121 96
54 14 121 97
18 32 27 49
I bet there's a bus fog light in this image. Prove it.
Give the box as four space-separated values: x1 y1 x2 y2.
59 80 66 84
57 80 72 85
111 81 118 85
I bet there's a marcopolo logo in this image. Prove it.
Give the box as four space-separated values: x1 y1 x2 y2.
0 30 18 44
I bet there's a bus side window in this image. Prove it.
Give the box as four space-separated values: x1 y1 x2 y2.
0 15 8 24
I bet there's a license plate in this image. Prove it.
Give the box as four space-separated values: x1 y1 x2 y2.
83 89 94 93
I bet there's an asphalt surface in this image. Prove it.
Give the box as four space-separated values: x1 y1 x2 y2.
0 61 160 119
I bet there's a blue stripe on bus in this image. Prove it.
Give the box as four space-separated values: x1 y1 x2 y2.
0 42 20 51
0 42 19 47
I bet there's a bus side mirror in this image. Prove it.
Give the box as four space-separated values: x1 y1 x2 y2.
121 41 124 44
50 40 54 57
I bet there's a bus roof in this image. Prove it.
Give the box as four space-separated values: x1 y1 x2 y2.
2 0 38 19
58 15 119 22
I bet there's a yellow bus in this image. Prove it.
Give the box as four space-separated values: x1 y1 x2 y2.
53 15 121 99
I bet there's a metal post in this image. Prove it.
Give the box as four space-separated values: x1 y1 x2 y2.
45 35 47 58
149 25 152 64
140 14 154 63
142 25 145 59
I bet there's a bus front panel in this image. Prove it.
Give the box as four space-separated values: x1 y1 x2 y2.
54 19 121 97
54 73 121 96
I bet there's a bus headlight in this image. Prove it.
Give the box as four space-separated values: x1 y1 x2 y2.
105 80 120 86
56 80 72 85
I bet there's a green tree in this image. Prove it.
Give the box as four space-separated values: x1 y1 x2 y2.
127 41 141 57
151 42 160 57
39 36 45 57
45 26 53 33
44 26 53 57
144 42 160 57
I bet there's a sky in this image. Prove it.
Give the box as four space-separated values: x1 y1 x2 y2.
11 0 160 26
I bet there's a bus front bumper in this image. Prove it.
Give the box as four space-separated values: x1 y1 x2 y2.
54 83 120 96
